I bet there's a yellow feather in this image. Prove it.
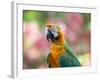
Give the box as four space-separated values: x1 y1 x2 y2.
50 29 65 67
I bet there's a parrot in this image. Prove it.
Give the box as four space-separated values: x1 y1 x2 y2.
45 24 81 68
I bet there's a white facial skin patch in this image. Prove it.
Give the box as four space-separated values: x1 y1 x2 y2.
45 25 59 41
51 26 59 38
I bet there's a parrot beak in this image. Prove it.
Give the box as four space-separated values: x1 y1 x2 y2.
45 27 59 42
47 29 55 42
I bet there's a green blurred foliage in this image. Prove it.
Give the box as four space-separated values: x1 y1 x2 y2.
23 10 48 27
81 13 91 31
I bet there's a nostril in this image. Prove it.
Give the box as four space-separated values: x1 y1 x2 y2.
48 29 51 33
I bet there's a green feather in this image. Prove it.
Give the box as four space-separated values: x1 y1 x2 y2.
47 41 81 67
59 42 81 67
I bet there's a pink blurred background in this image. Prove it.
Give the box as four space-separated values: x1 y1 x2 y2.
23 10 91 69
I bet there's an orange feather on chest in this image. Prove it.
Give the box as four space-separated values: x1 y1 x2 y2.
50 30 65 66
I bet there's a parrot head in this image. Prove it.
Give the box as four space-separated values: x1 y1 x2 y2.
45 24 65 46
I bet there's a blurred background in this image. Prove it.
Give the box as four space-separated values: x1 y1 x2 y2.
23 10 91 69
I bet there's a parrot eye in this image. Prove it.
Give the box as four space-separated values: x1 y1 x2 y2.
52 26 57 31
54 26 57 30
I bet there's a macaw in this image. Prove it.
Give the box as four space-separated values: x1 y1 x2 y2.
45 24 81 68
